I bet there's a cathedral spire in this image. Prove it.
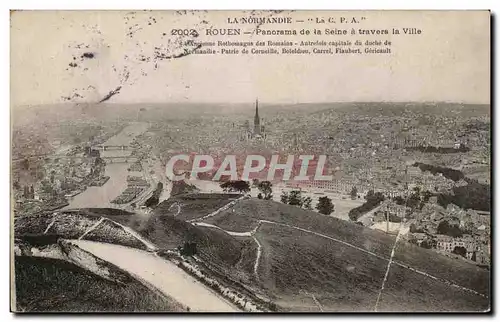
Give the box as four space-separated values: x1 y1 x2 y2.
254 98 261 135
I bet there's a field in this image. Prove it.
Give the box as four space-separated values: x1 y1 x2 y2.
14 256 184 312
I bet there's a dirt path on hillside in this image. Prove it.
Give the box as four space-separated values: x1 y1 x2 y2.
193 222 253 237
192 219 262 278
70 240 240 312
252 236 262 278
194 218 487 299
187 195 247 223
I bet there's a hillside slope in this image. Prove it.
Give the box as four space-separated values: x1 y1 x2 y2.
194 198 489 311
15 196 490 312
14 256 184 312
203 199 396 256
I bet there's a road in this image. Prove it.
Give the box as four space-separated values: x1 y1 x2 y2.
70 240 240 312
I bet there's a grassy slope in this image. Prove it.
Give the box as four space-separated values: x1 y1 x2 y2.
153 193 240 221
393 241 490 295
14 256 184 312
16 196 489 312
204 199 396 257
254 222 488 312
199 199 489 311
72 208 137 217
141 214 244 266
90 207 251 271
15 211 148 250
256 223 387 311
14 209 249 280
231 236 259 284
379 264 490 312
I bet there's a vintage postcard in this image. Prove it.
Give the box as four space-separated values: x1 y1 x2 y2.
11 10 490 312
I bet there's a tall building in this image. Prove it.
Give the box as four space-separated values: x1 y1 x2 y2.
239 98 266 141
254 98 261 136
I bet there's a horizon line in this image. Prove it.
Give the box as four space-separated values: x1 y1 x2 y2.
12 100 491 108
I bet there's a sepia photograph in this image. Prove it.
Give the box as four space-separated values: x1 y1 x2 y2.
10 10 491 313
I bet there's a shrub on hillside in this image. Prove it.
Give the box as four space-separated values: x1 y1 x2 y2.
413 162 465 182
452 246 467 258
348 192 385 221
220 180 251 194
436 181 490 212
257 181 273 200
288 191 303 206
316 196 334 215
180 242 197 257
437 220 463 238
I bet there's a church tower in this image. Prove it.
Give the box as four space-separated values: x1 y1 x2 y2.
254 98 261 136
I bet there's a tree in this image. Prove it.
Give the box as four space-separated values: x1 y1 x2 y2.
180 241 197 256
348 192 385 221
420 240 433 249
302 197 312 210
410 223 424 233
257 181 273 200
392 196 404 205
407 192 421 209
437 220 463 238
144 196 159 208
452 246 467 258
421 190 433 203
365 189 375 200
288 190 303 206
280 191 289 204
220 180 251 194
350 186 358 200
268 302 278 312
257 193 263 199
316 196 335 215
464 221 475 234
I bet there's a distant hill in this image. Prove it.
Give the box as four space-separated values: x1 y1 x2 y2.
13 101 490 128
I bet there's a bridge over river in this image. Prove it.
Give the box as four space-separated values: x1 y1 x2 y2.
64 123 149 209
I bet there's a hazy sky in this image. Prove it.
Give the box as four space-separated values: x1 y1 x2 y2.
11 10 490 106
